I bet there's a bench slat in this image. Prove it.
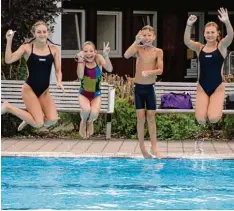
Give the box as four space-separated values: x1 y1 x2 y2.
1 99 109 105
1 80 115 114
2 104 109 113
1 80 233 114
1 87 110 92
1 80 112 85
156 109 234 114
154 82 233 114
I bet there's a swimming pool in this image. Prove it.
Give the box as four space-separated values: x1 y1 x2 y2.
1 157 234 210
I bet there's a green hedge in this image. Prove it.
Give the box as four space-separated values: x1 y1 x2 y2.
2 98 234 140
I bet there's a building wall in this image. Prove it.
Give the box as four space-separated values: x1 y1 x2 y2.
61 1 234 82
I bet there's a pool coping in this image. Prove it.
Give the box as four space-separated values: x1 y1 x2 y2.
2 151 234 159
2 138 234 159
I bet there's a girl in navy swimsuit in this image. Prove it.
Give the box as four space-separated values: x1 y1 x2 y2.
184 8 233 151
1 21 64 131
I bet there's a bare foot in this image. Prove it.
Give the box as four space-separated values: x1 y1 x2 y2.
86 121 94 138
151 147 163 159
79 120 87 138
18 121 28 131
141 150 153 159
1 101 9 115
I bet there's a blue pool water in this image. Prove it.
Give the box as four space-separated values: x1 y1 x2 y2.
1 157 234 210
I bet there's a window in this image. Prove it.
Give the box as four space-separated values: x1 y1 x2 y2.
185 12 205 80
97 11 122 57
188 12 204 43
133 11 157 46
207 11 234 75
207 11 234 38
62 9 85 58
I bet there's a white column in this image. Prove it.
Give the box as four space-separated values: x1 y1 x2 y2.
50 2 61 83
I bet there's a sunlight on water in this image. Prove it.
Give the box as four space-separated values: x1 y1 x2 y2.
1 157 234 210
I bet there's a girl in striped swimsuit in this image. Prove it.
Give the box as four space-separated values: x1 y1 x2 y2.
76 41 113 138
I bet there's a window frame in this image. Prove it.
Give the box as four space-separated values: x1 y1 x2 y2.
133 10 157 46
62 9 86 58
188 12 205 43
96 11 122 58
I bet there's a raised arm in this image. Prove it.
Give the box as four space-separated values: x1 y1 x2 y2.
100 42 113 72
184 15 202 54
124 42 139 59
218 8 234 49
124 30 142 59
76 51 85 79
5 30 25 64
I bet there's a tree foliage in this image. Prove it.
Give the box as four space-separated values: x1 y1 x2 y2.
1 0 61 79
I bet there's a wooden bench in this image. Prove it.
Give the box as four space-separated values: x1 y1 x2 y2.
1 80 116 139
154 82 234 114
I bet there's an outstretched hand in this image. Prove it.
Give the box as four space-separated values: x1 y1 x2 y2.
218 7 229 23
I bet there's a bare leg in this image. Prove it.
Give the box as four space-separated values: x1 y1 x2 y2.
87 96 101 138
40 90 59 126
195 84 209 124
194 84 210 153
78 94 91 138
146 110 162 158
1 84 44 128
136 109 152 159
207 83 225 123
18 89 59 131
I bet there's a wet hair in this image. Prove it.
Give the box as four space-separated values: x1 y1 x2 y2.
25 20 60 46
82 41 96 50
141 25 156 35
204 22 221 42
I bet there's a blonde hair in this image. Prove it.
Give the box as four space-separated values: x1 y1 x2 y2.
25 20 60 46
141 25 156 35
82 41 96 50
205 22 221 42
31 20 48 33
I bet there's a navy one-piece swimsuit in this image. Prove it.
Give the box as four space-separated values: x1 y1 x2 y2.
26 44 54 97
198 46 224 97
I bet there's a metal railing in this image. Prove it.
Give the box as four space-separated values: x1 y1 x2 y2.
228 51 234 75
224 51 234 75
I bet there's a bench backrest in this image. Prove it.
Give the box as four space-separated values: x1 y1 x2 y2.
1 80 115 113
155 82 234 108
2 80 233 112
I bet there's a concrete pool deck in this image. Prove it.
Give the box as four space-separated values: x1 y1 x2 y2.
1 138 234 159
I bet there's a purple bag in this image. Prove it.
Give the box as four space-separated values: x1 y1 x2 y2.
159 92 193 109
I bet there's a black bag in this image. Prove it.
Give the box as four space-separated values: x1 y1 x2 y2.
225 94 234 109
